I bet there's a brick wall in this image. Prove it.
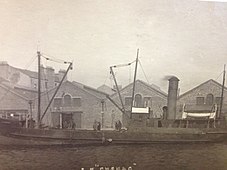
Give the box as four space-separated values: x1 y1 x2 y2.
177 80 227 118
0 86 29 110
35 81 104 129
0 85 29 119
103 80 167 128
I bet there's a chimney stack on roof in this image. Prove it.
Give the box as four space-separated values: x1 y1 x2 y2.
46 66 55 89
56 69 67 82
0 61 10 80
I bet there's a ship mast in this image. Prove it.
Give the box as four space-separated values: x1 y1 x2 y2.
219 64 226 118
37 51 41 128
110 66 125 113
108 53 137 115
37 51 73 127
40 61 72 122
130 49 139 119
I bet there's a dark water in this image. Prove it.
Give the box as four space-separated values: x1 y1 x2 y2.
0 143 227 170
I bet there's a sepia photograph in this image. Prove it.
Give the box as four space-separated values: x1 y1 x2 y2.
0 0 227 169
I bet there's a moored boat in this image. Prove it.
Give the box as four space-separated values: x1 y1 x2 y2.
0 51 227 146
1 117 227 146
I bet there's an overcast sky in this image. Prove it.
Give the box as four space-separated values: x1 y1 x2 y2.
1 0 227 93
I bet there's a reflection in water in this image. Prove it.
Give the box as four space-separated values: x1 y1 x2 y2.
0 143 227 170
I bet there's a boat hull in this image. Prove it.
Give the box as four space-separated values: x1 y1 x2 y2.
1 118 227 146
1 128 227 146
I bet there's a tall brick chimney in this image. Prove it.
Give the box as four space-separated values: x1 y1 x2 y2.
167 76 179 120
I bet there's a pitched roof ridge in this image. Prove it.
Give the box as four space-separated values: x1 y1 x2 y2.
84 85 110 96
2 62 39 78
69 81 106 99
179 79 227 99
32 80 98 100
72 81 107 94
98 84 111 88
109 81 134 98
109 79 167 97
137 80 167 97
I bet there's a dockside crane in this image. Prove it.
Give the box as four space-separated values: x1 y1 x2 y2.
108 49 139 118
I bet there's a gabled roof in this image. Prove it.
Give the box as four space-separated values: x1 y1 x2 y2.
138 80 167 96
15 66 59 81
179 79 227 99
72 81 108 99
36 81 107 101
0 83 29 101
13 86 37 100
97 84 116 95
17 68 39 79
110 79 167 98
65 81 106 100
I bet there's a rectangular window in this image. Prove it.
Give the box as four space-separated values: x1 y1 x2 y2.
125 97 132 106
72 98 81 107
144 97 152 107
53 98 62 108
196 97 204 105
215 97 222 105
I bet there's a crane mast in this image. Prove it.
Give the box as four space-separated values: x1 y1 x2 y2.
109 49 139 118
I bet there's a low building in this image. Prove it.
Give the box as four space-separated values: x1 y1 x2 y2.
0 61 66 92
177 79 227 119
0 83 31 121
103 80 168 128
35 81 107 129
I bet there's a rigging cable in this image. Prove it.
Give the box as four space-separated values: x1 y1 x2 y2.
0 87 11 101
24 54 37 70
39 56 52 123
103 71 109 85
41 53 71 65
109 73 113 90
138 59 150 84
110 59 136 86
43 60 51 110
129 64 131 84
215 71 224 81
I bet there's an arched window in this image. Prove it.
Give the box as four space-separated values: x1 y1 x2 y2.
64 94 72 107
134 94 143 107
206 94 214 105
